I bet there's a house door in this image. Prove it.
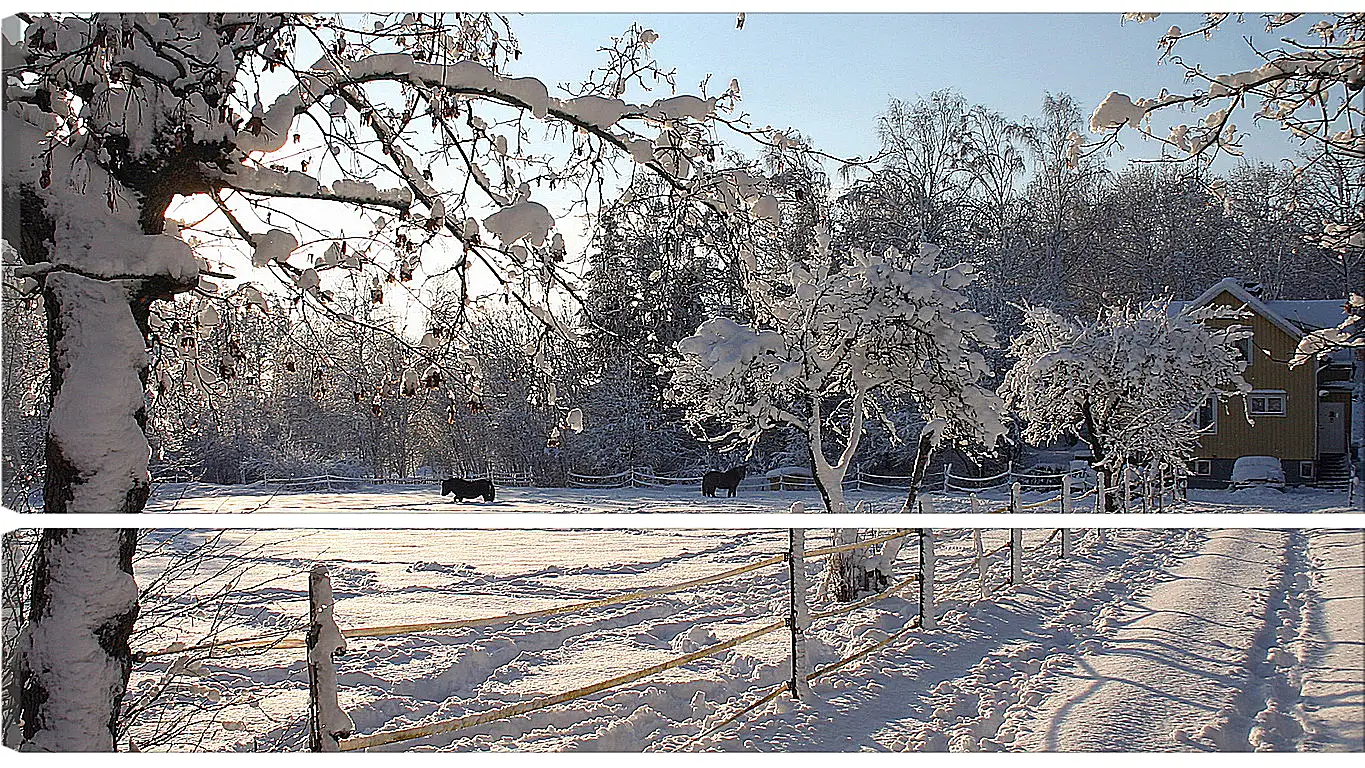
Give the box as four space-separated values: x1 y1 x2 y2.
1317 402 1348 454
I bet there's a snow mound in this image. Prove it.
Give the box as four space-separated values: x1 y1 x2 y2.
669 626 719 654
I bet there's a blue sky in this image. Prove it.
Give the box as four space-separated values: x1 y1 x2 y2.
506 12 1304 170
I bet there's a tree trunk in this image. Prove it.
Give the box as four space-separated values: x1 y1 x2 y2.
42 274 158 514
900 426 939 513
17 529 139 751
10 178 193 750
805 397 867 603
1080 401 1116 513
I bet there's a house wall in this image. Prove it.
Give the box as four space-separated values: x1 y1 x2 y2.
1196 292 1318 467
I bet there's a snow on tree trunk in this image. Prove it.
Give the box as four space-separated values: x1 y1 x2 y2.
43 275 157 514
17 529 138 752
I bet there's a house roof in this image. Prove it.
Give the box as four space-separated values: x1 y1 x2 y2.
1168 277 1349 338
1266 299 1351 332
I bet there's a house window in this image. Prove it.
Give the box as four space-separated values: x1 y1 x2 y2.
1300 461 1315 479
1191 459 1212 476
1196 397 1218 433
1236 335 1255 367
1248 391 1287 416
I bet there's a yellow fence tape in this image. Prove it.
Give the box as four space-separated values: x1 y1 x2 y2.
339 619 787 750
140 553 787 658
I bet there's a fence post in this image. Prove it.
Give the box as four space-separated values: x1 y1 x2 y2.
972 527 986 599
786 518 811 700
1007 460 1015 485
1010 527 1023 585
1123 465 1132 514
919 528 936 629
1008 481 1023 585
1061 474 1073 559
307 565 353 752
943 463 952 493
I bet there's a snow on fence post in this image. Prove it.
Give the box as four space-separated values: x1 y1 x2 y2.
1061 474 1073 560
943 463 952 493
1122 466 1132 514
919 528 936 630
786 505 811 700
307 565 353 752
1009 481 1022 514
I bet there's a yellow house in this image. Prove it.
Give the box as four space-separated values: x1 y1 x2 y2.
1173 278 1353 488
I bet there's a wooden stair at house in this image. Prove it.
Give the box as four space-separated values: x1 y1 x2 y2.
1317 453 1352 490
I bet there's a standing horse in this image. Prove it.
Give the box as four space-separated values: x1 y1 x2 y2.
702 466 747 497
442 477 496 502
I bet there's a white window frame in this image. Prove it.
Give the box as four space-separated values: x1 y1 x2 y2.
1191 459 1212 477
1237 336 1255 368
1196 396 1218 434
1300 461 1315 479
1248 390 1287 417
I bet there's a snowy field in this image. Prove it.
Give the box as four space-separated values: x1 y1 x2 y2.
123 527 1363 752
141 481 1358 514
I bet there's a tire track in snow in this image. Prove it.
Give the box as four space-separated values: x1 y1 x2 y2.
704 530 1193 751
1002 529 1292 751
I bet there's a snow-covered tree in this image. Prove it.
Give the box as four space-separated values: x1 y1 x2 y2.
668 227 1006 597
1000 301 1250 511
1092 14 1364 173
2 11 759 750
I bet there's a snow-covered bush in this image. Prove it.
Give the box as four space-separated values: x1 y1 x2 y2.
999 301 1249 510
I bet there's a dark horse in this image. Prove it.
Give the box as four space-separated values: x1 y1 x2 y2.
702 466 747 497
441 477 496 502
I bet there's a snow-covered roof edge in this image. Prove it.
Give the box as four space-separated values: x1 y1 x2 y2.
1179 277 1306 340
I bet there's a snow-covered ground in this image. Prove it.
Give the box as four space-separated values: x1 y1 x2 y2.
123 527 1363 752
142 481 1358 514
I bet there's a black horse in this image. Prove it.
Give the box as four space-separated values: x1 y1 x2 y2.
702 466 747 497
441 477 496 502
